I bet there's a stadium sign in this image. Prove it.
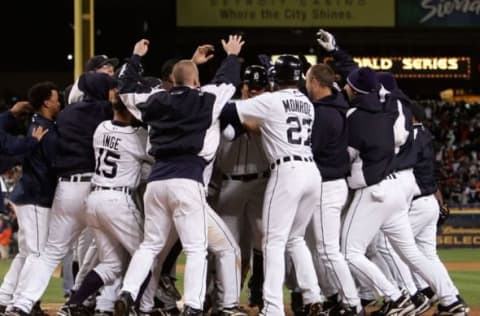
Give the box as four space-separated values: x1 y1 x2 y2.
177 0 395 27
437 210 480 248
397 0 480 27
349 56 471 79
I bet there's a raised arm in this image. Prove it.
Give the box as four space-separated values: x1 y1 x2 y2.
118 39 165 121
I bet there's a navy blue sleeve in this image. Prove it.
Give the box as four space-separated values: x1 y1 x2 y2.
0 111 18 133
41 129 58 170
219 101 245 140
0 131 38 156
311 108 329 156
211 55 241 87
331 49 359 83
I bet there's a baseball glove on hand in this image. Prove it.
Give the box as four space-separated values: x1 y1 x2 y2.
437 204 450 226
316 29 338 52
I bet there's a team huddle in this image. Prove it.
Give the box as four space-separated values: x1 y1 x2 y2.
0 29 469 316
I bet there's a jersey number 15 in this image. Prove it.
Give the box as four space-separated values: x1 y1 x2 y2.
95 148 120 179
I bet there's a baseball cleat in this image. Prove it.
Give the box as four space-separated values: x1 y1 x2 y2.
307 302 327 316
94 310 114 316
406 292 430 316
114 292 134 316
371 291 415 316
179 306 202 316
57 304 92 316
360 298 377 307
217 306 247 316
434 300 468 316
4 308 30 316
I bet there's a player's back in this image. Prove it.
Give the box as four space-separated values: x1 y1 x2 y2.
92 120 150 189
237 88 315 163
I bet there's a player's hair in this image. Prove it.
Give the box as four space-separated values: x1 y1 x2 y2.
308 64 335 88
172 60 199 86
27 81 59 111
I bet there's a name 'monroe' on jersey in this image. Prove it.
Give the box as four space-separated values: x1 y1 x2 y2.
282 99 312 115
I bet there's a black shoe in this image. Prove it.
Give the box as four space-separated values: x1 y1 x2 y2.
180 306 202 316
164 308 181 316
0 305 6 314
5 307 29 316
420 287 438 305
307 302 327 316
434 300 468 316
247 290 263 309
409 292 431 316
218 306 247 316
456 295 469 313
328 304 359 316
371 292 415 316
57 304 92 316
31 301 49 316
323 293 340 311
114 292 134 316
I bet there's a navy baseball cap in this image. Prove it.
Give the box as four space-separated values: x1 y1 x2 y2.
85 55 119 72
346 67 379 94
376 71 398 91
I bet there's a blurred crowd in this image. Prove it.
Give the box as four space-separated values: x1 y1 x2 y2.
420 100 480 207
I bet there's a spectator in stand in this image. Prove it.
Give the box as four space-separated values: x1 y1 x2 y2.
0 216 11 259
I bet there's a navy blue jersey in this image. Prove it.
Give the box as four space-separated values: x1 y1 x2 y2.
311 91 350 181
347 93 395 188
55 73 114 176
10 114 58 207
412 123 437 196
118 54 241 184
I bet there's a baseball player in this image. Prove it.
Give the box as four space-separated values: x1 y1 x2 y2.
222 54 324 316
57 97 161 316
303 63 362 315
213 64 270 309
0 82 59 315
5 73 117 316
113 35 243 316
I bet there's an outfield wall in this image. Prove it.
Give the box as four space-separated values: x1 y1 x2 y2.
437 209 480 248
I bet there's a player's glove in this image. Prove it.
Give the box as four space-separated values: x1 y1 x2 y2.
437 203 450 226
316 29 338 52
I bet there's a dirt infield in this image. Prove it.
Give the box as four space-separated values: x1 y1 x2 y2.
444 261 480 271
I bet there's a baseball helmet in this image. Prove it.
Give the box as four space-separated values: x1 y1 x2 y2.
243 65 268 89
273 54 302 84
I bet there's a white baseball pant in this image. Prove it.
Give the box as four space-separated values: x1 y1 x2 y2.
262 160 322 316
0 204 49 307
12 177 92 313
120 179 208 310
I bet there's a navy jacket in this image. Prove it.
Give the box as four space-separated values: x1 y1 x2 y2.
311 91 350 181
55 73 114 177
119 54 240 184
412 123 437 196
10 114 58 207
347 93 395 188
0 111 39 158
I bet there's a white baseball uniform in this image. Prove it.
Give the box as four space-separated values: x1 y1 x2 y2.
234 88 322 316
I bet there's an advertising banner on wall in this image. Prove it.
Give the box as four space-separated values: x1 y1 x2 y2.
437 209 480 248
397 0 480 27
177 0 395 27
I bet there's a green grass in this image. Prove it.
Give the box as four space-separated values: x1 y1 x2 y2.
0 248 477 306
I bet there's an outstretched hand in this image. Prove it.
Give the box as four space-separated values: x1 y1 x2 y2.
133 39 150 57
191 44 215 65
10 101 33 118
316 29 337 52
221 34 245 56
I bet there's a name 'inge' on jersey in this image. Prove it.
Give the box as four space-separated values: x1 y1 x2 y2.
92 120 151 189
235 89 314 162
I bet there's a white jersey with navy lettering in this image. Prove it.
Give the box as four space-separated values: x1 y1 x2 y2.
235 88 315 162
92 120 151 188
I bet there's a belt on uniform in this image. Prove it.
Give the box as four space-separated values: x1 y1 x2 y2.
384 172 397 180
222 171 270 182
92 186 132 195
270 155 313 170
59 175 92 182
